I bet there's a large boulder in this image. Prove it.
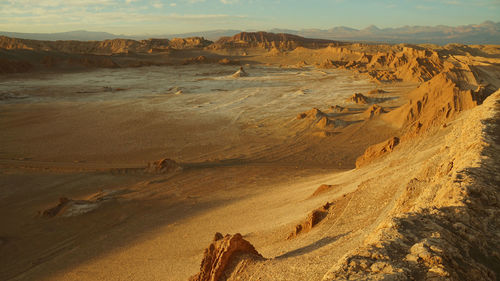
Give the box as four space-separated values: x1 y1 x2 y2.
189 233 263 281
232 67 248 78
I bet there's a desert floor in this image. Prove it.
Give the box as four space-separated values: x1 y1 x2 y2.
1 65 417 280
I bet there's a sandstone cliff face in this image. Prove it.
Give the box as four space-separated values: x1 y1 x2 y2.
299 44 445 83
354 44 498 166
347 46 443 83
0 36 211 55
189 233 263 281
165 37 212 49
214 32 339 50
389 71 481 133
323 92 500 281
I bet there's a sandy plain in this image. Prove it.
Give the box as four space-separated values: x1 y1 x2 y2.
0 64 416 280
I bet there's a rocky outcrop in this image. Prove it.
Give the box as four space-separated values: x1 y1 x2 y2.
189 233 263 281
355 137 399 168
232 67 248 77
214 32 339 50
183 55 208 65
311 184 339 197
318 59 338 69
329 105 350 113
297 108 326 120
40 190 126 218
294 60 309 68
309 44 446 83
323 92 500 281
218 58 239 65
168 37 212 49
145 158 182 174
367 89 387 95
347 93 369 104
41 197 72 217
316 116 347 129
296 108 348 130
363 104 387 119
0 36 211 55
353 44 497 166
387 70 491 135
288 202 332 239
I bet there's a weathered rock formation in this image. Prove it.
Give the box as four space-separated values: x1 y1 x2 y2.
363 104 387 119
387 70 493 135
318 59 338 69
288 202 332 239
189 233 263 281
183 55 208 65
316 116 348 129
367 89 388 95
296 108 326 120
297 108 348 130
145 158 182 174
329 105 350 113
352 44 498 166
355 137 400 168
40 189 125 218
217 58 239 65
0 36 211 55
311 184 339 197
213 32 340 50
232 66 248 78
41 197 72 217
323 92 500 281
347 93 369 104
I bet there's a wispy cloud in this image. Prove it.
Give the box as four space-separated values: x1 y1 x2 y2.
8 0 117 7
423 0 499 8
416 5 433 10
167 13 246 19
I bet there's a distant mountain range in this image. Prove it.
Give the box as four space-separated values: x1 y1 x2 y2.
0 30 240 42
2 21 499 45
281 21 500 45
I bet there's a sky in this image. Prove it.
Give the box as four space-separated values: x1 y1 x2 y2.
0 0 499 35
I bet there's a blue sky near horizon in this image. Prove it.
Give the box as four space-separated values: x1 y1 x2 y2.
0 0 499 35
